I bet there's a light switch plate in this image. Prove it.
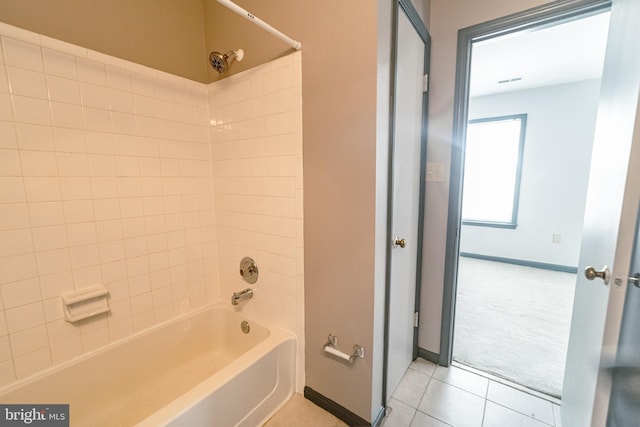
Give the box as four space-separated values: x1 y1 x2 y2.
426 162 445 182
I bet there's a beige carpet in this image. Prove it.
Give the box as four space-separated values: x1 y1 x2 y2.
453 257 576 397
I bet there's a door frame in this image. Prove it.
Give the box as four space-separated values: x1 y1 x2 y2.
440 0 612 366
381 0 430 406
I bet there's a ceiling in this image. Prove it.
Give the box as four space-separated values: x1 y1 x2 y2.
469 11 611 97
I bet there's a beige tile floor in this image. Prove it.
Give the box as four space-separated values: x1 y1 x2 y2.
384 358 562 427
262 394 348 427
264 358 561 427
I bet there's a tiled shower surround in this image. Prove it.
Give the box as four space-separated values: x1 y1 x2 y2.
0 22 303 390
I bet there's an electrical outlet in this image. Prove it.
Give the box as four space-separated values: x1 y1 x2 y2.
553 234 562 244
426 162 445 182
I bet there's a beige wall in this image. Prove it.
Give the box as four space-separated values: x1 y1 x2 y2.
411 0 432 27
0 0 207 82
420 0 561 353
300 3 379 421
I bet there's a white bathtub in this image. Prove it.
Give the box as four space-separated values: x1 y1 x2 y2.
0 304 296 426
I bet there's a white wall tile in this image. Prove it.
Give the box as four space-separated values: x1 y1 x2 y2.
23 177 61 202
131 74 155 97
208 55 303 365
1 278 41 309
41 36 86 59
69 244 100 269
109 89 134 113
112 134 138 156
98 240 125 263
2 38 43 72
106 65 132 92
39 271 73 299
72 265 101 288
0 122 17 149
0 26 223 389
5 302 45 333
49 129 79 153
0 336 11 363
6 66 47 98
50 102 84 129
35 248 71 276
20 150 58 176
27 201 64 227
85 131 114 155
11 95 50 125
14 348 51 379
80 82 109 109
122 217 146 238
62 200 95 224
76 58 106 86
0 360 16 387
66 222 98 247
0 176 26 203
47 75 81 104
15 123 54 151
50 336 82 365
0 93 13 121
42 48 78 79
81 326 109 352
87 154 116 177
96 220 123 243
9 325 48 357
83 107 112 132
0 203 30 231
108 318 133 342
0 148 22 176
32 225 68 251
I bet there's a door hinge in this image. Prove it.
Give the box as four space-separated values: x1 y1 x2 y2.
413 311 419 328
422 74 429 93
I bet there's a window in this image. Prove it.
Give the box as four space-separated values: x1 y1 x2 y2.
462 114 527 228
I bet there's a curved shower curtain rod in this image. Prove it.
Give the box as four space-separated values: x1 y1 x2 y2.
217 0 302 50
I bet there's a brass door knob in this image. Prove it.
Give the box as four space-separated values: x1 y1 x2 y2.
584 265 609 284
393 237 406 248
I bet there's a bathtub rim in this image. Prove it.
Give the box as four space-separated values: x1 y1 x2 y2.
137 322 296 427
0 301 295 398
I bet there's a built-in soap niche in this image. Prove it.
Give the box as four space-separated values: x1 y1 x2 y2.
62 286 110 323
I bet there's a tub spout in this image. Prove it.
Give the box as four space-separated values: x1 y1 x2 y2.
231 288 253 305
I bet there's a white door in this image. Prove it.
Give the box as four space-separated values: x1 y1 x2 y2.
607 207 640 425
386 7 426 396
562 0 640 425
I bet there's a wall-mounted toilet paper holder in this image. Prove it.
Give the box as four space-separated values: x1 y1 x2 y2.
323 334 364 363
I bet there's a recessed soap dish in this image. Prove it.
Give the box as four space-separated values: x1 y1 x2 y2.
62 285 110 323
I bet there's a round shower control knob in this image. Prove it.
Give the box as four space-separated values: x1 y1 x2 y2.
239 257 259 284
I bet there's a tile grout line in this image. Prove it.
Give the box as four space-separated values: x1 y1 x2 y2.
398 360 558 427
453 361 561 404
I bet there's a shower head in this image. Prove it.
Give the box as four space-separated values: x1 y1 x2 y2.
209 49 244 74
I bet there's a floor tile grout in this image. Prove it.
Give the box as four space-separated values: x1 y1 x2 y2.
453 361 561 405
389 359 561 427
